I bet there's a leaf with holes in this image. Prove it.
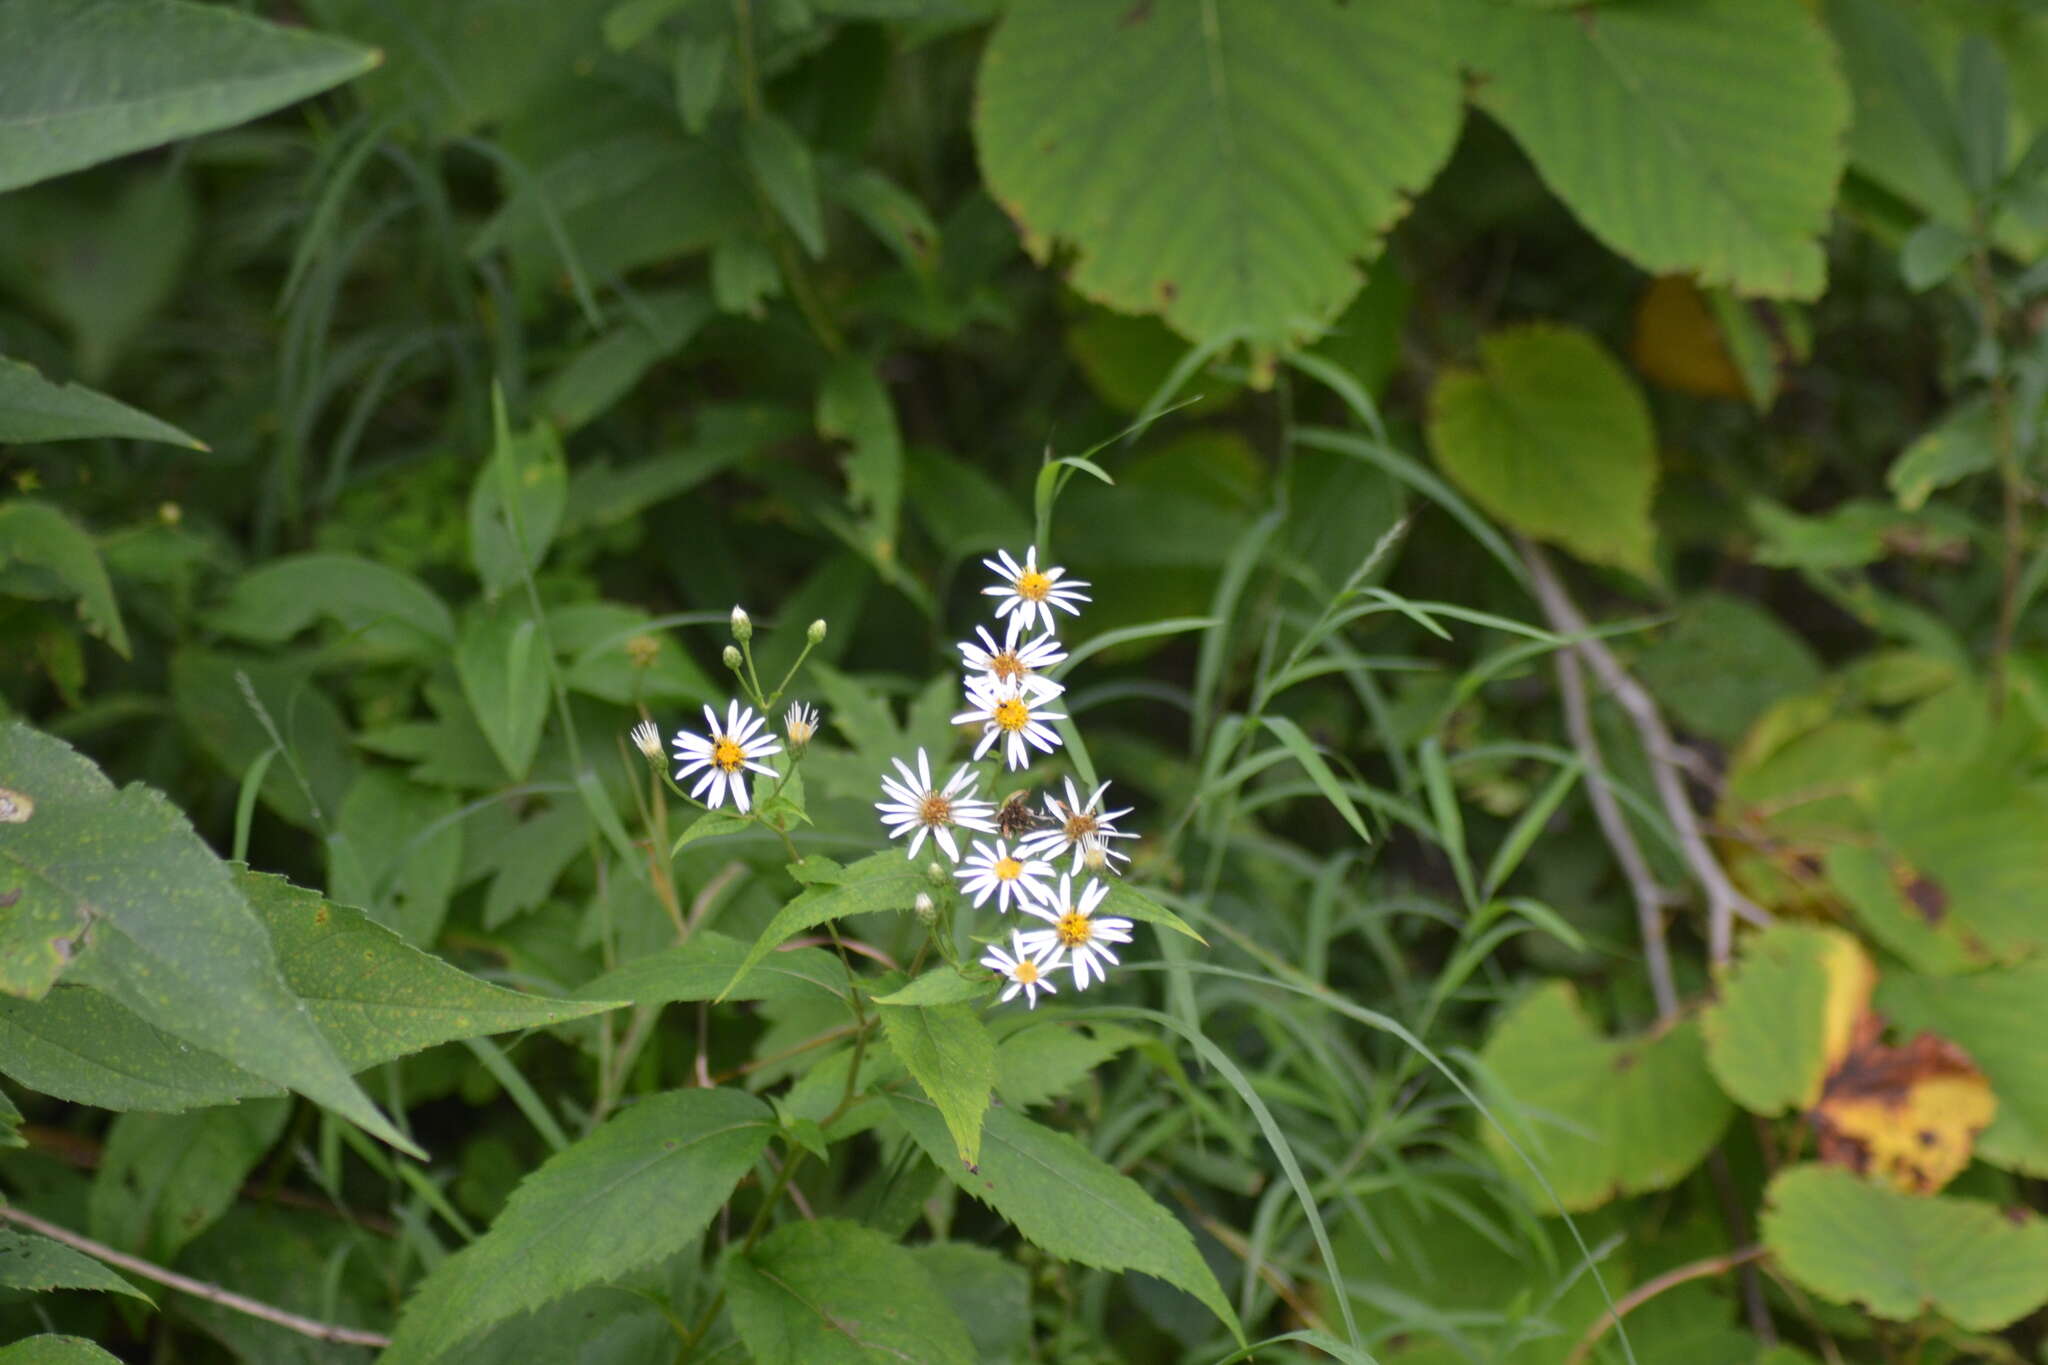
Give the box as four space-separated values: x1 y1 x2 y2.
974 0 1462 351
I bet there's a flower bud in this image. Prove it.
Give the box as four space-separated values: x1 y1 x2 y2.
913 893 936 924
925 862 947 886
722 645 743 672
629 720 665 761
807 618 828 645
730 605 752 641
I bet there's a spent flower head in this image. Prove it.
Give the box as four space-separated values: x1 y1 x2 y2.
629 719 664 761
875 748 997 861
672 701 782 813
1017 874 1132 991
783 701 819 751
982 546 1089 635
954 675 1065 771
981 932 1062 1009
1018 777 1137 874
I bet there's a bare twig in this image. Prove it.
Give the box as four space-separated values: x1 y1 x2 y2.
1551 645 1679 1019
1564 1243 1767 1365
1521 542 1769 965
0 1205 392 1349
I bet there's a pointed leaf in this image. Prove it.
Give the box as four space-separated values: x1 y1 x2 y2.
889 1093 1240 1340
456 602 551 781
209 552 454 652
0 1228 149 1302
0 357 203 448
724 1219 976 1365
382 1087 776 1364
0 1338 127 1364
0 501 129 659
575 929 849 1006
881 1002 994 1166
718 853 928 1001
0 0 378 193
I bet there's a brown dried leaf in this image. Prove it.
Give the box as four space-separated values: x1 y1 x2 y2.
1810 1013 1996 1195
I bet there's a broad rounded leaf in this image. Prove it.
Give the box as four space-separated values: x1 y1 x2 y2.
1478 981 1731 1211
1763 1164 2048 1330
1427 325 1659 578
975 0 1462 350
1703 923 1874 1115
1868 754 2048 966
382 1087 776 1364
0 0 379 194
0 502 129 663
208 553 454 652
724 1220 976 1365
889 1093 1241 1342
1455 0 1851 298
1879 964 2048 1176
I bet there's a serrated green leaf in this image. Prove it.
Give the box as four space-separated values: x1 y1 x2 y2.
1762 1164 2048 1330
87 1098 289 1263
882 1002 994 1166
0 1338 128 1364
1703 923 1875 1116
0 501 130 659
975 0 1461 350
0 983 268 1112
1426 324 1659 579
575 929 849 1005
872 968 990 1007
911 1243 1031 1365
0 725 413 1155
0 0 378 194
670 809 754 854
993 1020 1139 1110
1878 964 2048 1176
718 852 928 1001
208 552 454 653
0 1228 150 1302
1456 0 1850 298
890 1093 1241 1341
0 357 204 448
1478 981 1731 1211
456 602 551 781
724 1219 977 1365
383 1087 775 1364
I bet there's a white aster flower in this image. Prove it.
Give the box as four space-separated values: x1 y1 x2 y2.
629 719 664 760
672 701 782 812
981 545 1089 635
784 701 819 750
955 838 1055 914
958 616 1067 697
875 748 997 861
953 675 1065 771
981 932 1063 1009
1016 874 1132 991
1017 777 1137 874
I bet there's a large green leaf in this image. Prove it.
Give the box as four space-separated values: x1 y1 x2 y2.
718 853 928 1001
0 0 379 193
456 601 552 782
0 501 129 660
1455 0 1851 298
208 552 454 654
889 1094 1241 1342
0 984 267 1112
0 357 203 449
574 929 850 1006
1762 1164 2048 1330
881 1002 995 1167
1426 325 1659 579
87 1098 290 1263
1478 981 1731 1211
723 1219 977 1365
382 1087 775 1364
0 1228 149 1302
1702 923 1873 1116
911 1243 1032 1365
0 725 413 1155
974 0 1462 350
1878 964 2048 1176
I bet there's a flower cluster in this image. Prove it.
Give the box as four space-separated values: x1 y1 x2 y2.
875 546 1138 1007
653 607 826 816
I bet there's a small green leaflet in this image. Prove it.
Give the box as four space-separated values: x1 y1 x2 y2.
0 357 203 448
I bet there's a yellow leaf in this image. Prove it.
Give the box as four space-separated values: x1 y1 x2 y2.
1630 275 1747 399
1813 1017 1997 1195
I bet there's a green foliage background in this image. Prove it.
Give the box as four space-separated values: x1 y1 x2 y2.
3 0 2048 1362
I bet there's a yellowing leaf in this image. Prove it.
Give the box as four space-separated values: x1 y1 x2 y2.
1631 275 1747 399
1811 1016 1996 1195
1703 923 1876 1115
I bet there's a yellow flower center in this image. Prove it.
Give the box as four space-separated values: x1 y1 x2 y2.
1056 911 1093 948
989 649 1026 682
994 856 1024 881
1016 570 1052 602
712 737 745 772
919 792 953 827
1063 810 1098 841
994 698 1031 732
1013 959 1040 984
